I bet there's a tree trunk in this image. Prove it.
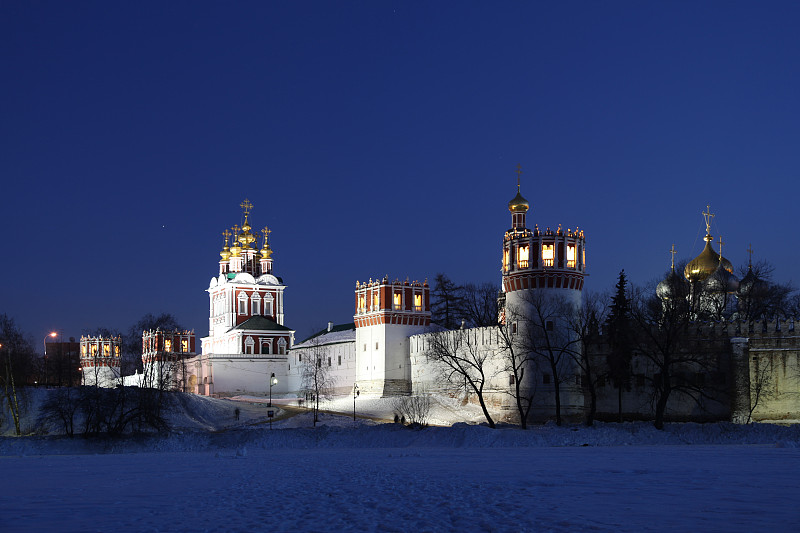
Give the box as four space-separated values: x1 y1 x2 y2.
654 387 670 430
551 361 562 426
586 383 596 427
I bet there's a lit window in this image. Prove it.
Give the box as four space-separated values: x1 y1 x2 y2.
567 244 576 268
114 346 120 357
372 293 379 309
393 293 402 310
542 244 554 267
503 248 509 271
358 294 366 312
81 345 86 356
518 246 529 268
181 339 188 353
103 344 110 356
165 339 172 352
414 294 422 312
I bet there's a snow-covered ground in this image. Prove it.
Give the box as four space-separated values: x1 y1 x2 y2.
2 390 800 532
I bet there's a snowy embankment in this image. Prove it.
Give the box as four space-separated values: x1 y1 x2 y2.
1 388 799 456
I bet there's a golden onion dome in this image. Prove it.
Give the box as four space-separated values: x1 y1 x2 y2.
684 235 720 282
220 245 231 261
229 241 242 256
508 191 529 213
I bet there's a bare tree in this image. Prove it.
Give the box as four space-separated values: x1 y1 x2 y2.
460 282 500 328
300 339 336 426
391 392 432 427
630 285 726 429
746 353 777 423
565 292 607 426
496 309 537 429
425 328 496 428
514 291 581 426
0 314 36 435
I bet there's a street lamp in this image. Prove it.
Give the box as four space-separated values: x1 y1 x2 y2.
269 372 277 407
353 383 360 421
43 331 57 387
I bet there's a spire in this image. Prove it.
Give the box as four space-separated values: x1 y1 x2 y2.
515 163 522 192
746 243 754 269
669 244 676 271
261 226 273 258
702 204 715 239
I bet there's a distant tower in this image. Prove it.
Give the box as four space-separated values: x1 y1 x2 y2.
141 329 196 391
80 335 121 387
354 276 431 396
501 165 586 316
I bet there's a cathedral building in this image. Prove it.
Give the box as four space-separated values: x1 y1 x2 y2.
189 199 294 396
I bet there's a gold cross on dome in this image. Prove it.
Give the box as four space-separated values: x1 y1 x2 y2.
262 226 271 242
232 224 240 238
222 229 231 246
669 244 676 270
702 204 715 235
240 198 253 216
746 243 754 266
515 164 522 191
718 235 725 256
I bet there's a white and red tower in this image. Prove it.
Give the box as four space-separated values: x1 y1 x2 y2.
354 276 431 396
80 335 122 387
501 166 586 314
141 329 196 391
197 199 294 396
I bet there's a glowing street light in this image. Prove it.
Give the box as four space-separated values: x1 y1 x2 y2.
43 331 57 387
269 372 278 407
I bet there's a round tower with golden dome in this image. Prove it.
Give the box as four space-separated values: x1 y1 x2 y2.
501 165 586 314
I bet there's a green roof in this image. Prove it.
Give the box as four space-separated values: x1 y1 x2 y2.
297 323 356 344
230 316 294 332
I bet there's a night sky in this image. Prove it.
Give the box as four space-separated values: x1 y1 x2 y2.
4 2 800 345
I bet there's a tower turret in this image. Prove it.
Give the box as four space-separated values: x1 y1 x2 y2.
502 166 585 311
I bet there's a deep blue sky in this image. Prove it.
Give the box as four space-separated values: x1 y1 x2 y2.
3 1 800 345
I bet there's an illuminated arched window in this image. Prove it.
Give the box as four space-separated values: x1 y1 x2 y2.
503 249 509 271
566 244 576 268
372 292 379 310
393 293 402 310
518 246 529 268
165 339 172 352
542 244 554 267
103 344 110 356
181 339 188 353
414 293 422 312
